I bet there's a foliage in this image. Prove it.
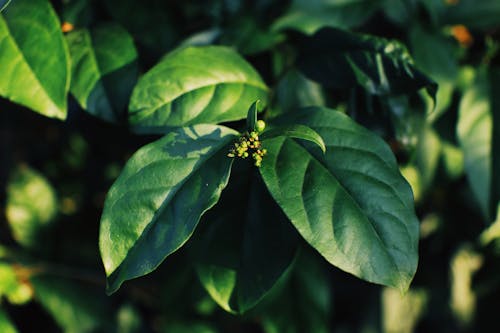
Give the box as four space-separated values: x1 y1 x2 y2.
1 0 500 332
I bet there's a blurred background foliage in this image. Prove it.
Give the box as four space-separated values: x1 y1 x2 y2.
1 0 500 332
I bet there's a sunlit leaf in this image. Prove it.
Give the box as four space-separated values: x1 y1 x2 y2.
457 70 492 219
0 0 69 119
129 46 268 133
100 125 238 293
260 107 419 291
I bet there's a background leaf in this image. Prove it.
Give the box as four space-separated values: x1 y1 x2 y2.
6 165 58 249
297 27 437 98
193 164 299 313
0 0 69 119
260 107 419 291
99 125 238 293
457 70 492 220
272 0 381 34
31 275 112 333
66 23 138 122
129 46 268 133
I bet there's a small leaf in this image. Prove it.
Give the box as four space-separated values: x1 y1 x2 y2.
66 23 138 122
0 0 70 119
99 124 238 293
260 107 419 291
193 165 299 313
246 100 260 132
129 46 268 133
261 124 326 153
297 27 437 100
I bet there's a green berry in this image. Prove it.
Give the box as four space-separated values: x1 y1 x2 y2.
256 120 266 133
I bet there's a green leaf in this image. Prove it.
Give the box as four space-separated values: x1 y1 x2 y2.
457 70 492 220
0 0 11 12
415 125 442 190
193 165 299 313
0 309 18 333
259 107 419 291
6 165 58 249
261 124 326 153
0 0 69 119
99 125 238 293
246 100 260 132
272 0 381 34
32 276 112 333
297 27 437 99
129 46 268 133
66 23 138 122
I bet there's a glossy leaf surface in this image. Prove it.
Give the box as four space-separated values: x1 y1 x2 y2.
0 0 69 119
260 107 419 291
99 125 238 293
66 23 138 122
129 46 268 133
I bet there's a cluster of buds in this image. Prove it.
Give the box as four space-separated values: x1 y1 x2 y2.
228 131 267 167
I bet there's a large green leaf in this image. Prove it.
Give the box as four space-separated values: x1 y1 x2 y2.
66 23 138 122
259 107 419 291
0 0 69 119
193 165 299 313
129 46 268 133
272 0 381 34
457 70 492 220
99 125 238 293
297 27 437 99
